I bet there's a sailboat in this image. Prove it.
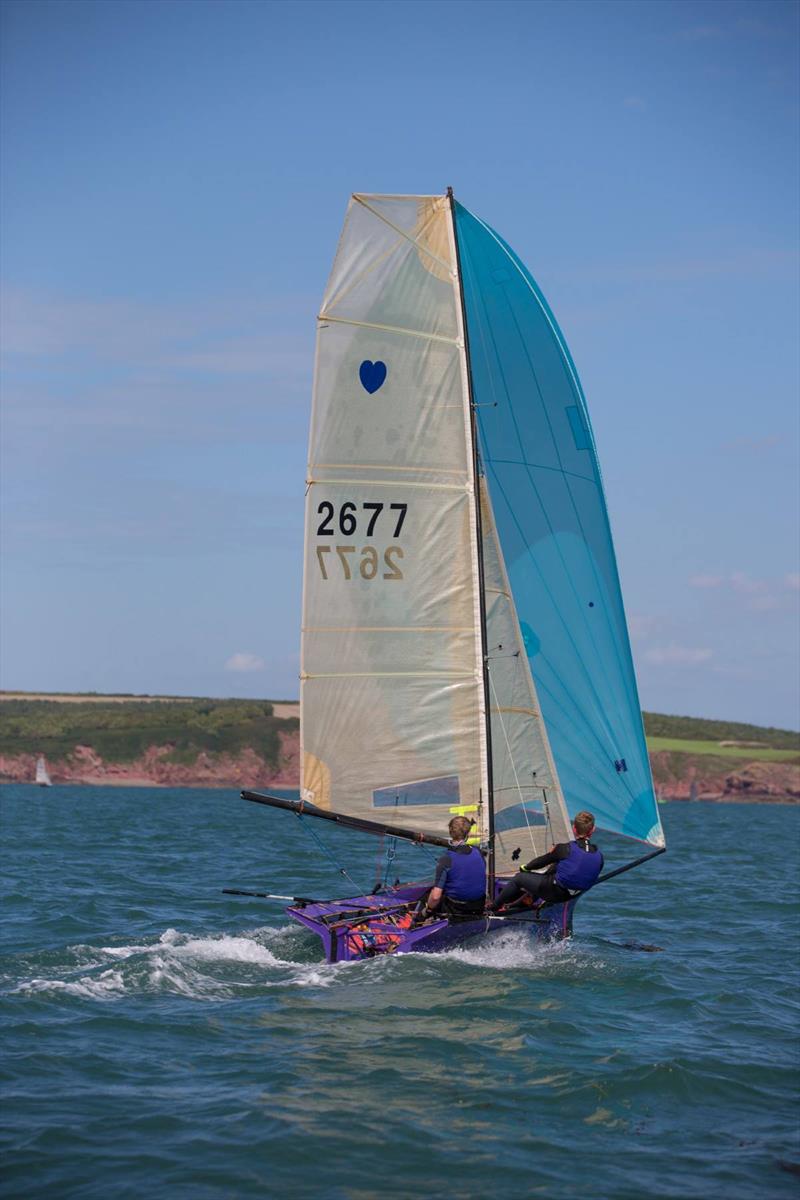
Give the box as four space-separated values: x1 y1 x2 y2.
232 191 665 961
35 755 52 787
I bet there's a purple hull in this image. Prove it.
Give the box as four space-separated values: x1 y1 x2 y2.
287 881 578 963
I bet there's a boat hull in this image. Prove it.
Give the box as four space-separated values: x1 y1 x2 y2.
287 883 577 963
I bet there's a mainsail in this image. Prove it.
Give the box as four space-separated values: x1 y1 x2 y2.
302 195 490 847
301 191 662 878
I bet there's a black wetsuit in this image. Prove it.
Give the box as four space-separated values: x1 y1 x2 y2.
491 839 603 909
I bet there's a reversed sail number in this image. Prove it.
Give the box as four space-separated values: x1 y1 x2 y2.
316 545 404 581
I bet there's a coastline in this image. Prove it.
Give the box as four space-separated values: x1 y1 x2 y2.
2 696 796 803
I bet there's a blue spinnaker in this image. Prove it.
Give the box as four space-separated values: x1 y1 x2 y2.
455 202 663 847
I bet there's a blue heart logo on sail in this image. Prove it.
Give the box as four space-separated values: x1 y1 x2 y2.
359 360 387 394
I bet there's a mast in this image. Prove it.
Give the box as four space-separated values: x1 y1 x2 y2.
447 185 496 891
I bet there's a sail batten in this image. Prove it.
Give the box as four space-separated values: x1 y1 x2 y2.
320 315 461 346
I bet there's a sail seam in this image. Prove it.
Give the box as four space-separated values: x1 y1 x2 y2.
303 671 475 679
353 195 455 277
314 462 466 475
308 477 468 492
487 457 596 485
304 626 474 633
318 314 460 346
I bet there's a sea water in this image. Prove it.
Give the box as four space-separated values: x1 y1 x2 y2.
1 787 798 1199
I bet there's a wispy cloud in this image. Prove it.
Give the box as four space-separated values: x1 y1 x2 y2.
688 571 796 613
225 652 266 673
786 573 800 592
689 573 726 589
0 288 313 376
628 613 663 638
644 644 713 666
0 288 313 451
723 434 781 453
623 95 646 110
677 25 724 43
558 247 799 288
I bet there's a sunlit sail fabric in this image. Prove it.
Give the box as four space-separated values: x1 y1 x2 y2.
454 202 664 847
481 479 573 872
302 195 490 839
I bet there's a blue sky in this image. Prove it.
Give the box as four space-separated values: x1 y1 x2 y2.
1 0 798 729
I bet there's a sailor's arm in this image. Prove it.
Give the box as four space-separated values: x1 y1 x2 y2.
520 846 562 872
425 853 451 912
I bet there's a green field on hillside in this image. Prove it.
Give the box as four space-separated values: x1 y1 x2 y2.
642 712 798 751
645 736 799 762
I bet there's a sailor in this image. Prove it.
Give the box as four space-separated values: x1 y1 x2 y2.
487 811 603 912
424 815 486 917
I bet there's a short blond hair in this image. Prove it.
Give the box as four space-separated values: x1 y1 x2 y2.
573 811 595 836
449 815 473 841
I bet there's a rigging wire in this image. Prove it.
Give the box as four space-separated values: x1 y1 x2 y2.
294 812 368 895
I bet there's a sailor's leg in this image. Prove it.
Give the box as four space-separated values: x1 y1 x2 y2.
489 874 527 909
490 872 550 910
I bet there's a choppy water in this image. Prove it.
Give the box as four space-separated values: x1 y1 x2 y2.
1 787 798 1199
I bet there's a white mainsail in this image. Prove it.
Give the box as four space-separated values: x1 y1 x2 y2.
301 194 489 841
35 755 52 786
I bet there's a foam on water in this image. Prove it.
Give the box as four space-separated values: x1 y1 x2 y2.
439 926 606 975
6 923 365 1001
6 920 607 1004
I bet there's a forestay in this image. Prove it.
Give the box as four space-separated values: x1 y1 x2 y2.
454 201 664 847
302 195 490 842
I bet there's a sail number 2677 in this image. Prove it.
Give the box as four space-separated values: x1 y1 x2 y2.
315 500 407 582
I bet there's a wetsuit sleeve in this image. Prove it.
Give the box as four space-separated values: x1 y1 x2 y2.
521 848 560 872
434 853 452 889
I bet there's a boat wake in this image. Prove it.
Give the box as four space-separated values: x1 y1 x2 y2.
441 927 606 974
5 922 607 1002
5 924 353 1001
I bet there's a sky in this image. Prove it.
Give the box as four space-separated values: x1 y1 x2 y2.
1 0 798 730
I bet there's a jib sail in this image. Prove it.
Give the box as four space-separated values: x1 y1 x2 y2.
454 201 663 848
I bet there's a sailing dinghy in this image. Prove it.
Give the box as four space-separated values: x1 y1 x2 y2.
35 755 52 787
231 191 665 961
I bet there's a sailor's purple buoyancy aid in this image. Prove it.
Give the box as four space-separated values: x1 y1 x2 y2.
442 845 486 901
554 840 603 894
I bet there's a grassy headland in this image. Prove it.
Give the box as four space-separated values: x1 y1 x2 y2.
0 693 797 798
